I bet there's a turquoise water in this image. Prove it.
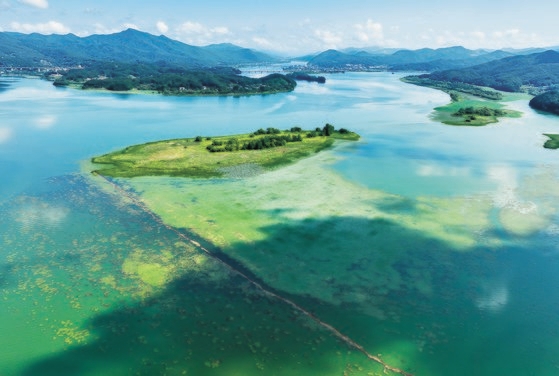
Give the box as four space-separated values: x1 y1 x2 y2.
1 73 559 375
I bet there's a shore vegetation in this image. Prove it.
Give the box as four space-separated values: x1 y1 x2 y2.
50 62 296 96
543 134 559 149
91 125 359 178
402 76 522 126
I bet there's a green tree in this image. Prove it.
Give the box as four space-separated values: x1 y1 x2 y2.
323 123 335 136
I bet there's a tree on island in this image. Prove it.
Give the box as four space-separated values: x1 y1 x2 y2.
323 123 335 136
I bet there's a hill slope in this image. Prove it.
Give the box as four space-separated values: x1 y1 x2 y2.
0 29 278 68
426 50 559 93
307 46 515 71
529 90 559 115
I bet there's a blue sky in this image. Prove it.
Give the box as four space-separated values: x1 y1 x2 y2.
1 0 558 54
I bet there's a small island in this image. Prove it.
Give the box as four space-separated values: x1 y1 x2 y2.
401 76 522 126
91 124 359 178
286 72 326 84
543 134 559 149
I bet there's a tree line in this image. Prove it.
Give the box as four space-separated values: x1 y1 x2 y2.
50 62 297 95
204 124 350 153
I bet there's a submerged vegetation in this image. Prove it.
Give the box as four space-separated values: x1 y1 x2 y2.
91 125 359 178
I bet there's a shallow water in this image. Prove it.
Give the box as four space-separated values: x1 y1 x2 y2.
1 73 559 375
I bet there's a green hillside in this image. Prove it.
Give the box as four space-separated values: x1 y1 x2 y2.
51 62 296 95
529 90 559 115
0 29 278 68
307 46 514 71
426 50 559 94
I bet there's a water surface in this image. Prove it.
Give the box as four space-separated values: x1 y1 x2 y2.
1 73 558 375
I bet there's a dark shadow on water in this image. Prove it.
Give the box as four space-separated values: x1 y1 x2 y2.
13 174 559 376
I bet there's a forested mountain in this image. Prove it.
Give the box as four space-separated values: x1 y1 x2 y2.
307 46 515 71
529 90 559 115
424 50 559 93
0 29 279 68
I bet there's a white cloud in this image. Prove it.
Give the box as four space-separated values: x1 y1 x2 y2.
493 29 520 39
470 31 486 41
354 19 384 43
175 21 231 45
414 26 548 50
156 21 169 34
10 21 69 34
0 127 12 143
19 0 48 9
314 29 343 48
252 36 273 49
122 23 139 31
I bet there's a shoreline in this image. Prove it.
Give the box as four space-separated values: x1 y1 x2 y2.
401 76 525 126
91 127 360 178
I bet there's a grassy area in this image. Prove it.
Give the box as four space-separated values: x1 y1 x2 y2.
91 128 360 178
402 77 523 126
543 134 559 149
432 95 522 126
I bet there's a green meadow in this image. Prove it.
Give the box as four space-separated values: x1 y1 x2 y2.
92 127 360 178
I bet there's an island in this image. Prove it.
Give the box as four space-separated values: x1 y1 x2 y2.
543 134 559 149
286 72 326 84
91 124 360 178
529 90 559 116
50 62 297 96
401 75 522 126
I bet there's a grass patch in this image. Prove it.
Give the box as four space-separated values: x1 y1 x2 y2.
543 134 559 149
432 94 522 126
91 127 359 178
402 76 523 126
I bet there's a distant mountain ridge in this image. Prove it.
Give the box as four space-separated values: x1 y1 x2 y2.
425 50 559 93
307 46 517 71
0 28 278 68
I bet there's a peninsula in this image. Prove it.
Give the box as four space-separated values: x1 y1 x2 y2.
51 62 296 96
401 75 522 126
91 125 359 178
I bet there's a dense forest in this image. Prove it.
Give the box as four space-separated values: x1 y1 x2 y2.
50 62 297 95
420 50 559 94
307 46 515 71
0 28 277 68
205 124 350 152
286 72 326 83
529 90 559 115
401 75 503 100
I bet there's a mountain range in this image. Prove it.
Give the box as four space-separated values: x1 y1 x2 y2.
424 49 559 92
0 28 277 68
2 28 559 97
306 46 522 71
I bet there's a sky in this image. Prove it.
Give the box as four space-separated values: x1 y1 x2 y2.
1 0 558 55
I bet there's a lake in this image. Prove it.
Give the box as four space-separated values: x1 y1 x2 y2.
1 73 558 375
